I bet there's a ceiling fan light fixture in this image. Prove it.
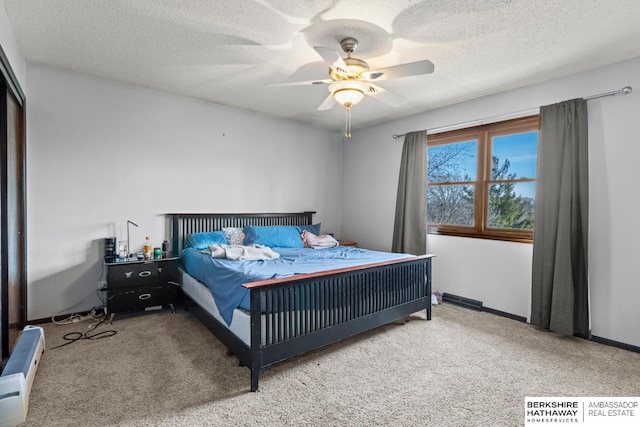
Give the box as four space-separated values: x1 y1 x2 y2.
333 87 365 107
329 80 368 107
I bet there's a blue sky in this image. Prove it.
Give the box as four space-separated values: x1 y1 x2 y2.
428 130 538 198
493 131 538 198
492 131 538 179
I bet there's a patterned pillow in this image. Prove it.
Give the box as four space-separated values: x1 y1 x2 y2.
222 227 245 246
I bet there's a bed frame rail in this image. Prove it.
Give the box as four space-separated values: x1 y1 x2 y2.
249 255 431 390
245 255 431 391
253 257 431 347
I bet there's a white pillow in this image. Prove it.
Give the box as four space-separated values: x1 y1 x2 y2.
222 227 245 246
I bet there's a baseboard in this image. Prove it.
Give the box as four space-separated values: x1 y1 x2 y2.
442 293 483 311
591 335 640 354
443 293 639 354
26 317 51 325
441 294 526 322
482 306 527 323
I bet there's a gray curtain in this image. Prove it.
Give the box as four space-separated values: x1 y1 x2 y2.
531 98 590 337
392 131 427 255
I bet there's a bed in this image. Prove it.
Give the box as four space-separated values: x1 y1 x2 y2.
168 212 433 391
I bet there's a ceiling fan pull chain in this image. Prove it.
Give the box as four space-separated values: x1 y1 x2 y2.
345 106 352 139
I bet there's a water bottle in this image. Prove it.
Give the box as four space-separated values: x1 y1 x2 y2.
143 236 152 260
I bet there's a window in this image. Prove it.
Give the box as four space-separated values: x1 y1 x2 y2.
427 116 539 242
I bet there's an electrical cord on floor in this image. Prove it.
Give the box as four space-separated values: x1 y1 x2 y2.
51 289 106 325
49 316 117 350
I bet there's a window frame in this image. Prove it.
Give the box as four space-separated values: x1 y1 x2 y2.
427 116 540 243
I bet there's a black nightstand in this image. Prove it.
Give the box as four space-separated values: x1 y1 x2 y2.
104 256 180 315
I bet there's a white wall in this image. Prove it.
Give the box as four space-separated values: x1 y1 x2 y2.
344 58 640 347
0 2 25 89
26 64 343 320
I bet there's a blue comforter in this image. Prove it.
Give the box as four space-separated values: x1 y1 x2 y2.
182 246 411 325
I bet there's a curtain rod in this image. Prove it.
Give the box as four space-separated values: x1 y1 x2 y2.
392 85 633 139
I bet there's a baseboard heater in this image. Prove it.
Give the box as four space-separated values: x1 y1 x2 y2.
442 293 483 311
0 325 45 427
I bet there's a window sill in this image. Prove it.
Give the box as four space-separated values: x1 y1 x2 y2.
427 229 533 244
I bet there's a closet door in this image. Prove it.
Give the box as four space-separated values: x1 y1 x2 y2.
0 86 26 360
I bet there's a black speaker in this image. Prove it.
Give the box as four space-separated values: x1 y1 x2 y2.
104 237 117 263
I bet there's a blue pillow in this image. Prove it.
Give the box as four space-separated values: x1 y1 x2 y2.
186 231 228 250
297 223 322 235
243 225 305 248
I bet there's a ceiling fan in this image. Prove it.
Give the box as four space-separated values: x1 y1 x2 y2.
266 37 435 137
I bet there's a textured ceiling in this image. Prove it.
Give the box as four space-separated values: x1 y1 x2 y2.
4 0 640 132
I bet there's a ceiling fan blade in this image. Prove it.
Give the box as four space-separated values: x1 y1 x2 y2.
365 84 406 107
317 94 336 111
266 79 332 87
313 46 351 78
363 60 434 81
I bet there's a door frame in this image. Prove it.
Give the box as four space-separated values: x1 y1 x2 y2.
0 42 26 363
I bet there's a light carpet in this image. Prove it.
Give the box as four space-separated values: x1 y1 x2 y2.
22 304 640 426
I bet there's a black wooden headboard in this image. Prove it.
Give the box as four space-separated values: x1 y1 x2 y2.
167 212 315 255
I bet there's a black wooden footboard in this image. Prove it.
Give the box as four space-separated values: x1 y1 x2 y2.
246 255 432 391
167 212 433 391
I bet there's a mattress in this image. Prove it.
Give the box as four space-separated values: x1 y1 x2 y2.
179 267 252 346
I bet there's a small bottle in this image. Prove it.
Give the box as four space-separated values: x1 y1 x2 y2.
162 240 169 257
143 236 152 260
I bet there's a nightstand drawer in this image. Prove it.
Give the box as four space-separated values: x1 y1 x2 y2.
107 284 179 313
106 259 177 289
